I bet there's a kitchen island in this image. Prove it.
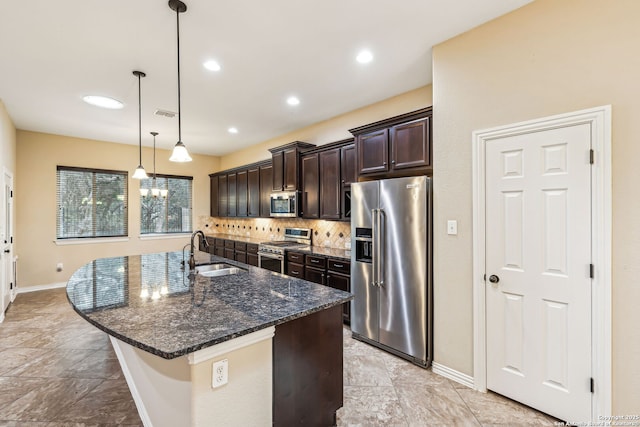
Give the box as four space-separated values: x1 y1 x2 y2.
66 250 352 427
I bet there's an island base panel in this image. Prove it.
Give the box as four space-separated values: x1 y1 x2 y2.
273 304 344 426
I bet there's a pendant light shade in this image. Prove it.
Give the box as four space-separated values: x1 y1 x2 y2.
141 132 169 199
132 70 149 179
169 0 193 163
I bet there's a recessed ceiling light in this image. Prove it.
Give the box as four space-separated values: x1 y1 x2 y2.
356 50 374 64
228 127 238 134
203 60 221 72
82 95 124 109
286 96 300 106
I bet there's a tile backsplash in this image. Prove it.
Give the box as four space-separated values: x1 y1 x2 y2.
197 216 351 249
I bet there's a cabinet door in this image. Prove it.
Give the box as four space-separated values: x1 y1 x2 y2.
304 266 326 285
272 151 284 191
235 251 247 264
247 253 259 267
247 167 260 217
209 175 219 217
224 247 234 259
340 144 356 187
301 153 319 219
390 117 430 170
227 172 237 217
320 148 341 220
214 246 225 257
283 148 298 191
218 174 228 217
358 129 389 174
236 170 248 217
326 273 350 323
260 164 273 217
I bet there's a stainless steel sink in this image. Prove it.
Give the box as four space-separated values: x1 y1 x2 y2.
194 263 244 277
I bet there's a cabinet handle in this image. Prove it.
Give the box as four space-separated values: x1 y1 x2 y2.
391 160 395 164
383 161 387 166
292 270 299 275
333 263 344 268
311 259 319 263
341 180 345 184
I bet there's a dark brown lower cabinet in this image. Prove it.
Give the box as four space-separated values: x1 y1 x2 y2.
235 251 246 264
247 253 258 266
304 266 325 285
273 305 343 426
224 248 234 259
326 272 350 324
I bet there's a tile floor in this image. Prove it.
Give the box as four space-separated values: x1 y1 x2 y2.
0 288 558 426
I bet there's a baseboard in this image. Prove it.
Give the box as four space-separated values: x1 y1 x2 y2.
432 361 475 389
15 282 67 294
109 337 153 427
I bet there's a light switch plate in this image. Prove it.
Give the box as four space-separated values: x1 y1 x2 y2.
447 220 458 235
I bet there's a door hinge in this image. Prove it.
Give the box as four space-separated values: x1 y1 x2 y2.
483 274 486 281
589 149 595 164
9 282 13 290
589 264 595 279
590 377 595 393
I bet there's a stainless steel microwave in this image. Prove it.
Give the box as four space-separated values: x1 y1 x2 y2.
270 191 299 217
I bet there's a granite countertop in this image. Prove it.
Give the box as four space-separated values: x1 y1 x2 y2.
66 251 352 359
289 245 351 261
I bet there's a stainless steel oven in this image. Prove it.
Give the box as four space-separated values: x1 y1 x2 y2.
258 252 284 274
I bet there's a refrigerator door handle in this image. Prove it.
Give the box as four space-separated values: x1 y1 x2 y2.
371 208 378 287
378 208 385 286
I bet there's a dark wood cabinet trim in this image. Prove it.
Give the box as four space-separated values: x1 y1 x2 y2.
348 107 433 135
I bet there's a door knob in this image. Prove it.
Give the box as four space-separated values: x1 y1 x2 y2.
488 275 500 284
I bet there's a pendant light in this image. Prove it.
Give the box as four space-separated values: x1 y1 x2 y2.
132 71 149 179
168 0 193 163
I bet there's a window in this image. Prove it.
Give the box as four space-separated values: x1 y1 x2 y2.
140 174 192 234
56 166 128 239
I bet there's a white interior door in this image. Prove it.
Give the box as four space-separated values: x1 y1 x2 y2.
1 170 13 316
485 124 592 421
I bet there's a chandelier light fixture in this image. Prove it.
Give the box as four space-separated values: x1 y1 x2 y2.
168 0 193 163
132 70 149 179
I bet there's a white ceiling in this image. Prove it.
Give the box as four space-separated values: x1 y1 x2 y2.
0 0 530 156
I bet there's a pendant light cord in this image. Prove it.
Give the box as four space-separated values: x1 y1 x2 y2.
175 6 182 143
137 72 143 164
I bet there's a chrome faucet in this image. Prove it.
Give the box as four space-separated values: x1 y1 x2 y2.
188 230 209 270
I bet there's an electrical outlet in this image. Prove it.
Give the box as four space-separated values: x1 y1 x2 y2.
212 359 228 388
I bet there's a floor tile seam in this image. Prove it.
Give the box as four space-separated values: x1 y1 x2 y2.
387 373 413 427
40 378 109 423
451 383 484 426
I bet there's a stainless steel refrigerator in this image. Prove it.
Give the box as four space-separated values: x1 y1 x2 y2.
350 176 432 367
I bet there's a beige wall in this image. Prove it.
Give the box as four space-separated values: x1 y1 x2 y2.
16 131 219 288
219 86 433 170
432 0 640 413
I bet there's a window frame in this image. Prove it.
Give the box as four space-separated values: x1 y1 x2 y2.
56 166 129 240
139 173 193 236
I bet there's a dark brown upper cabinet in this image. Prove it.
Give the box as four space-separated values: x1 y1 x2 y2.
340 144 356 187
247 167 260 217
236 170 248 217
227 172 237 217
301 153 320 219
259 163 273 217
319 148 341 220
357 129 389 175
350 107 432 178
269 141 315 191
390 117 430 170
209 174 219 217
218 174 228 217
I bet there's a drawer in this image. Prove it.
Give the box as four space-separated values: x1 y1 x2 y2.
286 262 304 278
287 251 305 264
205 236 215 246
305 255 326 268
214 238 225 248
246 243 259 254
247 253 259 266
235 241 247 251
214 247 225 257
224 248 235 259
224 240 235 249
327 259 350 275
